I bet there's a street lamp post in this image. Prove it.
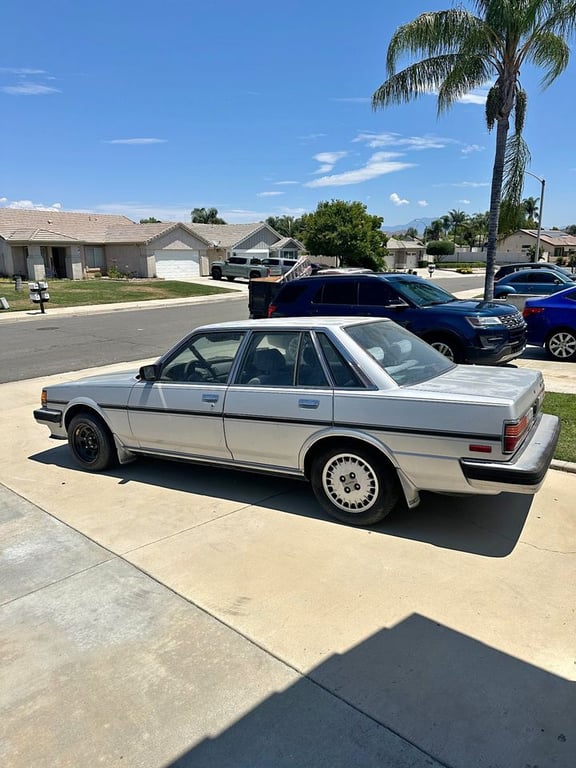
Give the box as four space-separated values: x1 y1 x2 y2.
525 171 546 261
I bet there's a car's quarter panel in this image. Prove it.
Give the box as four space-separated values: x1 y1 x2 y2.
223 385 333 469
127 382 231 459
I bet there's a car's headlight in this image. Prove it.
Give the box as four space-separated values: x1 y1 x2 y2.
465 316 504 328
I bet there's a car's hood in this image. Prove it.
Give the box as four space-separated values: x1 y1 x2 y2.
423 299 518 316
411 363 543 407
52 370 140 390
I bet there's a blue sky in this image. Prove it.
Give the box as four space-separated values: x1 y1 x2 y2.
1 0 575 229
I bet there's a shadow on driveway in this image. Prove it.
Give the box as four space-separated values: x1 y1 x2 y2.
30 445 532 558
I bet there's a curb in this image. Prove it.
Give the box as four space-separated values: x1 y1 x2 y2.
550 459 576 474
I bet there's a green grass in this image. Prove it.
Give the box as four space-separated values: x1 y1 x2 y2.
0 278 235 312
542 392 576 463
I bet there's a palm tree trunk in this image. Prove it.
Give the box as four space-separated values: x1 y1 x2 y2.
484 118 509 301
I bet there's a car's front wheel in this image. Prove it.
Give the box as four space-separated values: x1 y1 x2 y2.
426 335 463 363
310 443 400 526
211 267 222 280
68 413 117 471
546 328 576 361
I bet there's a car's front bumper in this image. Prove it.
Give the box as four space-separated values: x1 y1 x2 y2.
460 413 560 494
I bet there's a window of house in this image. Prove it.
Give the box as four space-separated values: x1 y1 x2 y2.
85 246 105 269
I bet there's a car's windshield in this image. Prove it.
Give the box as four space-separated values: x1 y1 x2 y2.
344 320 455 386
392 279 458 307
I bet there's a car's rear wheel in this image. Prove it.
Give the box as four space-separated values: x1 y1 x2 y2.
546 328 576 361
310 443 400 526
426 335 463 363
226 275 236 281
68 413 117 471
211 267 222 280
249 270 261 279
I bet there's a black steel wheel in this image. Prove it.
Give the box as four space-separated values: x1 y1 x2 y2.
68 413 116 471
310 442 400 526
211 267 222 280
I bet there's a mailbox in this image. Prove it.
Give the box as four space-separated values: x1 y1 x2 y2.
29 281 50 313
428 264 436 277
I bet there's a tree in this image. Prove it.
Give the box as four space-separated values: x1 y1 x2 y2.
448 209 467 243
372 2 576 300
300 200 387 271
191 207 227 224
424 219 443 241
566 224 576 235
265 215 304 239
522 195 540 226
426 240 455 261
139 217 162 223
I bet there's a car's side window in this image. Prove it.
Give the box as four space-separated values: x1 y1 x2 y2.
317 333 364 388
236 332 299 386
314 280 357 305
358 281 396 306
160 332 245 384
296 334 330 387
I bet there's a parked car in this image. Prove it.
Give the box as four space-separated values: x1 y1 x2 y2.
268 273 526 365
493 269 575 298
211 256 269 281
34 318 559 527
261 257 298 276
493 262 576 282
523 285 576 360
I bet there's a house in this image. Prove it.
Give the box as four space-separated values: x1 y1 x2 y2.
0 209 304 281
384 237 427 270
498 229 576 262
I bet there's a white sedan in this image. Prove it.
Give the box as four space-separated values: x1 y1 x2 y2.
34 317 559 526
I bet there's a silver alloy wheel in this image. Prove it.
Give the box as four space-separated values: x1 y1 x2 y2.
430 340 455 360
322 452 379 513
548 330 576 359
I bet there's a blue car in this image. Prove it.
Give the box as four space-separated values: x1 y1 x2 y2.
494 268 574 298
522 286 576 360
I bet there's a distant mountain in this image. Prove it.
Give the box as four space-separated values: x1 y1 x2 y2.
384 217 435 234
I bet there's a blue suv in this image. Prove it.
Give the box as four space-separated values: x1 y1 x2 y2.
269 273 526 364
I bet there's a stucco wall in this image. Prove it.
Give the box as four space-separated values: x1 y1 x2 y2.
104 244 143 276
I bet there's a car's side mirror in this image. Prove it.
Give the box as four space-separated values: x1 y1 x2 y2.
138 364 160 381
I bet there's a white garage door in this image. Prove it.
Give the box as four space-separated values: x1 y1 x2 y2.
154 249 200 279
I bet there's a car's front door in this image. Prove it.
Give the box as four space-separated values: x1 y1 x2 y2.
224 331 333 470
127 331 245 458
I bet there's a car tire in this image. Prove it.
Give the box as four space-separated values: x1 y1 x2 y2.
249 271 261 279
211 267 222 280
546 328 576 361
68 412 117 472
226 276 236 281
426 335 464 363
310 442 400 526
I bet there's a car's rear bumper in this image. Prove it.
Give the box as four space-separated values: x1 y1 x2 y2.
460 413 560 494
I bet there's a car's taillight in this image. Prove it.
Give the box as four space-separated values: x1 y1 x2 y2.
267 304 277 318
41 389 47 407
522 306 545 318
503 414 530 453
265 268 270 277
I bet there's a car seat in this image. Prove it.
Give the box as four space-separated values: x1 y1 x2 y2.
247 348 291 385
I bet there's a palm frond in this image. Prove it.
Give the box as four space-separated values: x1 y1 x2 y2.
502 132 531 207
437 55 493 113
373 55 460 108
525 31 570 86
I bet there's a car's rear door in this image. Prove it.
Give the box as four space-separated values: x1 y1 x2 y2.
310 279 357 315
223 331 333 470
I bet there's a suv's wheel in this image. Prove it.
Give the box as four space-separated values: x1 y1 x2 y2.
211 267 222 280
310 442 400 526
546 328 576 360
249 270 261 279
426 335 463 363
68 413 117 471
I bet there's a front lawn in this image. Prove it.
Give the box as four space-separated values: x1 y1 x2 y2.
0 278 234 312
542 392 576 464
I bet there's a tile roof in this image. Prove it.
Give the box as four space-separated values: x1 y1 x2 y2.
0 209 134 241
187 222 271 248
518 229 576 247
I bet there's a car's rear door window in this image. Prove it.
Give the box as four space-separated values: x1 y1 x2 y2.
316 333 364 387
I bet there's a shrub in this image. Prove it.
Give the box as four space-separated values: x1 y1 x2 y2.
426 240 455 257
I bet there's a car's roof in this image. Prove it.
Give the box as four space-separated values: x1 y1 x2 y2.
288 272 423 283
196 317 396 332
503 268 567 278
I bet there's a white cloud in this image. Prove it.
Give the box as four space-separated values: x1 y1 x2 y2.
0 67 46 75
0 199 62 210
353 131 455 151
298 133 326 141
306 152 414 188
312 151 347 173
433 181 490 188
257 191 284 197
274 180 299 185
104 138 167 145
457 199 471 205
461 144 485 155
390 192 410 206
1 83 60 95
418 200 429 207
458 89 489 105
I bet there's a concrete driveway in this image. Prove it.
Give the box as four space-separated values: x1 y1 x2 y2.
1 366 575 767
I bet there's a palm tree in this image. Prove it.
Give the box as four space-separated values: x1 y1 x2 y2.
448 208 468 243
372 1 576 300
191 207 227 224
523 195 540 224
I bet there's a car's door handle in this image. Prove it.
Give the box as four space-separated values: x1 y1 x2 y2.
299 398 320 409
202 393 219 403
